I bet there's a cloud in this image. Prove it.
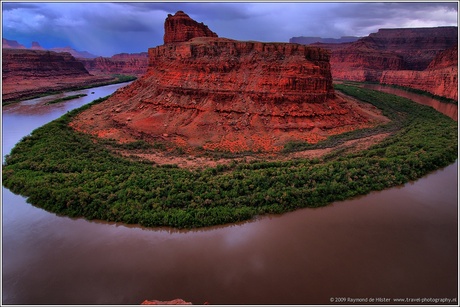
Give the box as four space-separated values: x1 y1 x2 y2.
2 2 458 56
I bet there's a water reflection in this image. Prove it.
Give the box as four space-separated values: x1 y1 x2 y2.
2 82 458 304
2 82 132 160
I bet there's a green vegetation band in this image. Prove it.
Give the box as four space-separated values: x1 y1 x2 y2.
2 85 458 228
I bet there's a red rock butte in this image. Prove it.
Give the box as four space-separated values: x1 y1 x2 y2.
71 11 379 153
164 11 218 44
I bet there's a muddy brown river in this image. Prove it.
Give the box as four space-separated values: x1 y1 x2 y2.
2 83 458 304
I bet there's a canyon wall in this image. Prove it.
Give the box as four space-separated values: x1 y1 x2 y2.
71 12 378 153
3 49 91 78
2 49 113 102
80 53 149 76
309 27 458 100
380 46 458 100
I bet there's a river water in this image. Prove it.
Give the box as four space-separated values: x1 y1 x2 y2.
361 84 458 121
2 84 458 304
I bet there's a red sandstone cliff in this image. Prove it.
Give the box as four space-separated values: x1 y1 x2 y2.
71 12 379 153
80 53 149 77
329 27 457 82
310 27 458 100
2 49 113 102
164 11 218 44
427 45 458 70
365 27 457 70
380 45 458 100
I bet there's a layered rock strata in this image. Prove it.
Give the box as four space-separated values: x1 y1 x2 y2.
71 12 378 153
310 26 458 100
164 11 217 43
80 53 149 77
380 45 458 100
329 26 458 80
2 49 113 102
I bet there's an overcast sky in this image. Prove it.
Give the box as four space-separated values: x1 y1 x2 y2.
2 1 458 57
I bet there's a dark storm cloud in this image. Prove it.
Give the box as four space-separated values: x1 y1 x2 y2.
2 2 458 56
117 2 254 20
2 3 38 10
321 2 458 35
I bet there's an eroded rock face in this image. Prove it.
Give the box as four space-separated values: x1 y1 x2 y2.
427 45 458 70
311 27 458 100
2 49 112 102
164 11 218 44
380 45 458 100
3 49 90 78
317 27 457 81
365 27 457 70
80 53 149 76
71 12 378 153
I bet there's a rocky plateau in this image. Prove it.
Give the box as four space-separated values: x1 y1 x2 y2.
2 49 114 103
380 45 458 100
80 52 149 77
71 11 383 154
310 27 458 100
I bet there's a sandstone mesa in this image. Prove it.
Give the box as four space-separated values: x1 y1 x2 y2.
2 49 114 102
71 11 379 154
80 53 149 77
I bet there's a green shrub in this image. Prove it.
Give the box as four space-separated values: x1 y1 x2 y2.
2 85 457 228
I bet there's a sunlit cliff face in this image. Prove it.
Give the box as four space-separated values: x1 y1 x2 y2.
69 11 383 153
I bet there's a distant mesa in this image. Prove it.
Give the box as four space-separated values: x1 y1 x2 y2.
289 36 361 45
304 26 458 100
50 46 99 59
79 52 149 77
380 45 458 101
71 11 379 154
2 38 99 58
2 48 114 102
31 41 45 50
2 38 26 49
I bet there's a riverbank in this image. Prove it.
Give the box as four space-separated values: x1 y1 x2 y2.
2 84 457 228
335 80 458 105
2 74 137 106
